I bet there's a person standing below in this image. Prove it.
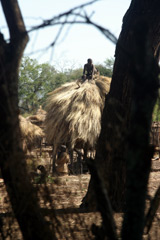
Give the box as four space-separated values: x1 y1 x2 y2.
82 58 97 81
56 145 70 176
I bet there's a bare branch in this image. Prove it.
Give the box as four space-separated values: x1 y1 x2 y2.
29 19 117 44
28 0 99 31
25 0 117 54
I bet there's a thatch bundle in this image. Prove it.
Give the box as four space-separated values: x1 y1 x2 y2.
19 115 44 151
45 76 111 152
26 106 46 128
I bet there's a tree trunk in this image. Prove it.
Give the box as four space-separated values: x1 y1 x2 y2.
82 0 160 212
0 1 56 239
121 18 159 240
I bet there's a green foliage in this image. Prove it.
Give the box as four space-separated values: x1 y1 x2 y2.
66 68 83 81
104 57 114 70
95 57 114 77
19 57 59 113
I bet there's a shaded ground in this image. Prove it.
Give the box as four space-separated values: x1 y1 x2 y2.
0 157 160 239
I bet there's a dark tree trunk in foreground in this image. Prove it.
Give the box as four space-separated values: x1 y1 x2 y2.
0 1 56 239
83 0 160 215
121 19 159 240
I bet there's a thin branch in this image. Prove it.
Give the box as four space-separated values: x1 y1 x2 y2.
29 20 117 44
26 18 117 61
27 0 99 32
26 0 117 48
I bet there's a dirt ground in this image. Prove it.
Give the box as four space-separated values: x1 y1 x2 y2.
0 157 160 239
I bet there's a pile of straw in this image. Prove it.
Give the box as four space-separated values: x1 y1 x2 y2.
45 76 111 151
26 106 46 128
19 115 44 151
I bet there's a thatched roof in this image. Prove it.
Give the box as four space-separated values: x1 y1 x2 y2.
19 115 44 151
45 76 111 151
26 106 46 127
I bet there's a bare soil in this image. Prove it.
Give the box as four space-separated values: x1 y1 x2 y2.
0 157 160 239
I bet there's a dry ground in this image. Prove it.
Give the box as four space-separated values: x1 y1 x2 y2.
0 157 160 239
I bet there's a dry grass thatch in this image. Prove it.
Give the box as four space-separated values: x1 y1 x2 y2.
19 115 44 151
45 76 111 151
26 106 46 127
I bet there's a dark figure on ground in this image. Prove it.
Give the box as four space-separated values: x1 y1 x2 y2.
30 165 47 183
56 145 70 176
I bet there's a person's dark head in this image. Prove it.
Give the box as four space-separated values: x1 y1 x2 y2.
87 58 92 64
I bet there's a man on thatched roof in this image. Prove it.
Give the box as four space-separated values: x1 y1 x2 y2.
82 58 97 81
